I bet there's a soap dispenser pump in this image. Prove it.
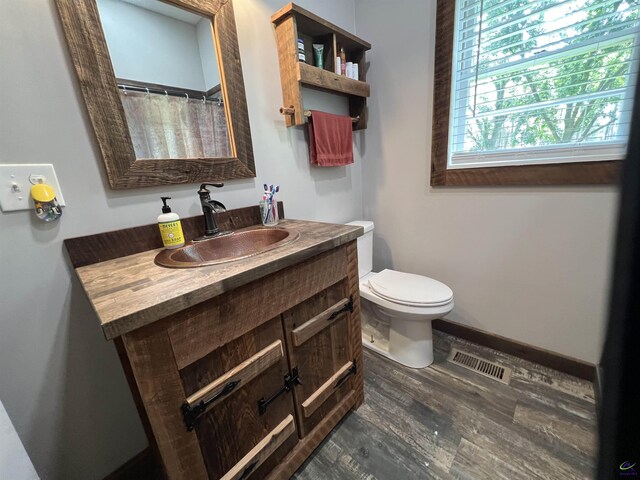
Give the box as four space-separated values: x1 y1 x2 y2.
158 197 185 249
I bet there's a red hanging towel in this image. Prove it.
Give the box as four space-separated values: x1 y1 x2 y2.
308 110 354 167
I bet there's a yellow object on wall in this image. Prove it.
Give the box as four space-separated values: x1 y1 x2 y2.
31 182 62 222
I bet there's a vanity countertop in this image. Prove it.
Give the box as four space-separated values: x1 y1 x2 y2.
74 219 362 340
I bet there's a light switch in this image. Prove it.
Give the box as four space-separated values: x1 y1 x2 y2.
0 164 66 212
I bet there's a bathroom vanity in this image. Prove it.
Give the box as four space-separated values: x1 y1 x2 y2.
65 207 363 479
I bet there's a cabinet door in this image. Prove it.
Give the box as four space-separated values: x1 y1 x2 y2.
179 317 297 479
282 280 357 437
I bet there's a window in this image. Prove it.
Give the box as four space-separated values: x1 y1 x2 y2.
432 0 640 186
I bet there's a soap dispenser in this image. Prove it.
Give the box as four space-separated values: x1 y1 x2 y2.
158 197 185 249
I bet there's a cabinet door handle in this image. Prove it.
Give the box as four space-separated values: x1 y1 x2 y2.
301 360 357 418
238 460 258 480
181 340 283 431
292 296 353 347
182 380 240 431
221 415 296 480
327 296 354 321
258 367 301 415
334 361 357 389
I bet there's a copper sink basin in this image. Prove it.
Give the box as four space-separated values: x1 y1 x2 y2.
154 227 300 268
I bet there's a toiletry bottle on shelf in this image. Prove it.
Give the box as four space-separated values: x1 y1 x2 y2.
340 47 346 76
158 197 185 249
313 43 324 69
346 62 354 79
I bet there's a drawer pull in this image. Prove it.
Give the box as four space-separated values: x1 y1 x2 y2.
181 340 283 431
292 296 353 347
301 360 357 418
221 415 296 480
258 367 301 415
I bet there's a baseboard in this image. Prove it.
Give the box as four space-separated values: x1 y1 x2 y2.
432 319 596 381
103 448 163 480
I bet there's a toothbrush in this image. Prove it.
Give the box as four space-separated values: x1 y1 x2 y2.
261 184 279 224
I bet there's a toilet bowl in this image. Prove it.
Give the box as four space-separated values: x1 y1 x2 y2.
347 221 454 368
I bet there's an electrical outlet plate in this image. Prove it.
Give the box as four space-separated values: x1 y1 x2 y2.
0 164 66 212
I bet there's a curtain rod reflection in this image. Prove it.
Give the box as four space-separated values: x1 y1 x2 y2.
117 82 224 105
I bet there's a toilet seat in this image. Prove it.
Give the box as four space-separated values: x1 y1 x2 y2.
367 269 453 307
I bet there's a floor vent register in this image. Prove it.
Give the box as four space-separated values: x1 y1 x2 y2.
447 348 512 385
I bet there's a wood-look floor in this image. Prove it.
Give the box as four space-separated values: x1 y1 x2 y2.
293 331 596 480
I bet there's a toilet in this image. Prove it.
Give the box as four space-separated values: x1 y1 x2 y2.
347 221 454 368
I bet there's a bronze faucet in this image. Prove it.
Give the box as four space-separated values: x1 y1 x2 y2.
196 183 229 240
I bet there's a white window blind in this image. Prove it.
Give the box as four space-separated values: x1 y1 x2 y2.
449 0 640 169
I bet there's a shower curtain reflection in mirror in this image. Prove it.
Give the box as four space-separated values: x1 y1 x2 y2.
98 0 232 160
120 91 231 159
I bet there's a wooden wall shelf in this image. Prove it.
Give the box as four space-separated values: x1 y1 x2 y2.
272 3 371 130
299 63 370 97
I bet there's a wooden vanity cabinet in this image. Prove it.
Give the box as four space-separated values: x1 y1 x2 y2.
116 241 364 480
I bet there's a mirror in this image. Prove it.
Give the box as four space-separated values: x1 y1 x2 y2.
97 0 231 160
96 0 231 160
55 0 255 189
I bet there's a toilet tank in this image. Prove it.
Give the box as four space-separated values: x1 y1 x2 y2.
346 221 374 279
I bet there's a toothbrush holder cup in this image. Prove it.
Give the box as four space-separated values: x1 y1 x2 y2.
259 200 279 226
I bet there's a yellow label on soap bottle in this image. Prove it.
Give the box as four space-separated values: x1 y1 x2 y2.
159 220 185 248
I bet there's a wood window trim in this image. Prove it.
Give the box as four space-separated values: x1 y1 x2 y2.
431 0 622 187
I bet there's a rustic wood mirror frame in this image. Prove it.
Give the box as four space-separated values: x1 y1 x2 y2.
55 0 255 189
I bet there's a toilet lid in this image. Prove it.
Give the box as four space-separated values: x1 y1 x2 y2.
368 269 453 307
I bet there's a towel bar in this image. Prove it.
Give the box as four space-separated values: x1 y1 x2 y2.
279 107 360 123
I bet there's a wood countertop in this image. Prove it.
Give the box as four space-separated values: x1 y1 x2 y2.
74 219 362 340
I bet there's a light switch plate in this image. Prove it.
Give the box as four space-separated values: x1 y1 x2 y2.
0 164 66 212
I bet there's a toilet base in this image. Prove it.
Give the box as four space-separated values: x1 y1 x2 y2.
389 317 435 368
362 334 394 361
361 332 434 369
361 306 435 369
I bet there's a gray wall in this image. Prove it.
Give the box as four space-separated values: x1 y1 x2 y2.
98 0 211 90
196 17 221 91
0 0 362 478
354 0 617 364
